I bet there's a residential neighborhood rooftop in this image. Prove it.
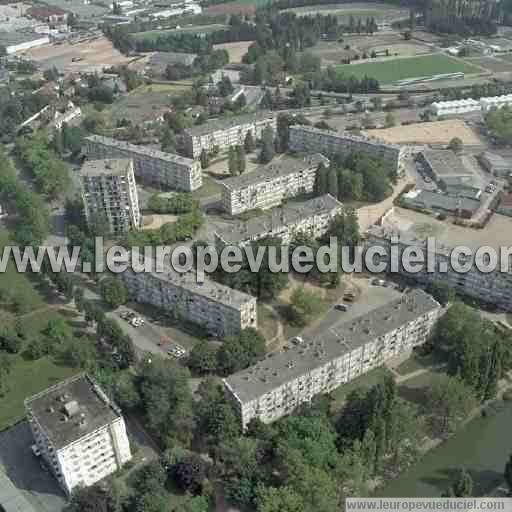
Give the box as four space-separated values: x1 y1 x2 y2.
80 158 133 177
184 111 275 137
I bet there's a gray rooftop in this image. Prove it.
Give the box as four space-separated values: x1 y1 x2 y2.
0 31 48 46
80 158 133 177
222 154 329 191
25 374 120 451
225 289 440 404
184 111 275 137
216 194 342 244
128 256 257 309
402 189 480 214
479 151 511 169
85 134 196 167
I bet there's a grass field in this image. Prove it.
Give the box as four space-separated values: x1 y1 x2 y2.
336 54 481 84
132 24 227 42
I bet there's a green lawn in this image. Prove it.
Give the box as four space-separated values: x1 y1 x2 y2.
192 176 223 199
132 24 227 42
336 54 481 84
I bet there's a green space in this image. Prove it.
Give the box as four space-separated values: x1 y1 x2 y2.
336 54 481 84
257 304 279 342
395 351 445 375
191 175 223 199
132 24 228 42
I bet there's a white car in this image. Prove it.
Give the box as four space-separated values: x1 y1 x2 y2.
291 336 304 345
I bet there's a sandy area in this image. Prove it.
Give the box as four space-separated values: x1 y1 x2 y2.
364 119 482 145
213 41 254 64
142 214 178 230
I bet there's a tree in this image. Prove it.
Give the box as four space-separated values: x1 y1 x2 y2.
426 281 455 305
228 146 238 176
452 467 473 497
217 328 266 374
385 112 396 127
0 354 12 396
175 495 209 512
448 137 463 153
200 149 210 169
504 454 512 496
255 485 304 512
100 277 127 309
314 162 329 195
43 317 72 353
289 286 322 326
171 454 208 495
327 167 338 198
0 326 21 354
244 130 256 153
259 126 275 164
218 75 234 97
370 97 382 111
236 145 246 174
188 340 218 374
161 127 177 153
65 484 110 512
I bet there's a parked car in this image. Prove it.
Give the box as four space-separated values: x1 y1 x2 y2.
335 303 350 312
31 444 41 457
291 336 304 345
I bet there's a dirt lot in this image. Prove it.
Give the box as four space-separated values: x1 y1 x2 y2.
206 1 256 15
364 119 482 145
24 36 133 73
142 214 178 230
213 41 254 63
464 56 512 73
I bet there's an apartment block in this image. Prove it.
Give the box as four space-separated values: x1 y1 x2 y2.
119 259 257 337
224 289 441 428
179 111 277 158
80 158 141 235
215 194 342 247
288 125 404 173
221 154 330 215
25 374 132 496
365 207 512 311
83 135 202 192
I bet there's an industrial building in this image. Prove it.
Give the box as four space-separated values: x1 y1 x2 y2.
400 188 480 218
83 135 202 192
478 151 512 178
224 289 441 428
215 194 342 247
25 374 132 496
179 112 277 158
480 94 512 112
417 149 482 198
365 207 512 311
431 98 481 116
0 31 49 54
80 158 141 235
119 258 258 337
220 154 330 215
288 125 404 173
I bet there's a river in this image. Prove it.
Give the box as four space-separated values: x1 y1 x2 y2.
377 401 512 497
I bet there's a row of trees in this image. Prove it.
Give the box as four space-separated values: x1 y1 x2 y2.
147 193 199 214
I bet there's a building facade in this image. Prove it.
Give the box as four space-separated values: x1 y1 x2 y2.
83 135 202 192
431 98 481 116
289 125 403 173
480 94 512 112
119 260 257 337
179 112 277 158
365 207 512 311
224 289 441 428
215 194 342 247
25 374 132 496
221 154 329 215
80 158 141 235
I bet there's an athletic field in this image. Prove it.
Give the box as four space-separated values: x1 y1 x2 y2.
336 54 481 84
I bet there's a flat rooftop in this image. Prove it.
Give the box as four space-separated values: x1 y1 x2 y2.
216 194 341 244
421 149 473 177
367 206 512 253
80 158 132 177
221 154 329 191
127 257 256 309
184 111 275 137
25 374 120 451
85 134 195 167
402 189 480 214
225 289 439 404
0 31 48 46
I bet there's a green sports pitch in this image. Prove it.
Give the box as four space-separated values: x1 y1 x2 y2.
336 54 481 84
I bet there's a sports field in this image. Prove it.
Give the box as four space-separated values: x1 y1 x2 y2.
336 54 481 84
132 24 227 42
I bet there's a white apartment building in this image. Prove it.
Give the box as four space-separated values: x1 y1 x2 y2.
119 259 257 337
224 289 441 428
25 374 132 496
365 207 512 311
179 111 277 158
80 158 141 235
83 135 202 192
215 194 342 247
221 154 330 215
480 94 512 112
289 125 404 174
431 98 481 116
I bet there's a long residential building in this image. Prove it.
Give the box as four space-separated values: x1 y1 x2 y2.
80 158 141 235
224 289 441 428
365 207 512 311
25 374 132 496
215 194 342 247
119 259 257 337
221 154 330 215
83 135 202 192
179 111 277 158
289 125 404 173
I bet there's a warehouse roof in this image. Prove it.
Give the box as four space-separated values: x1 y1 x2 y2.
81 158 133 177
25 374 120 450
402 189 480 214
184 111 275 137
221 154 329 191
216 194 342 244
224 289 440 404
85 134 196 167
